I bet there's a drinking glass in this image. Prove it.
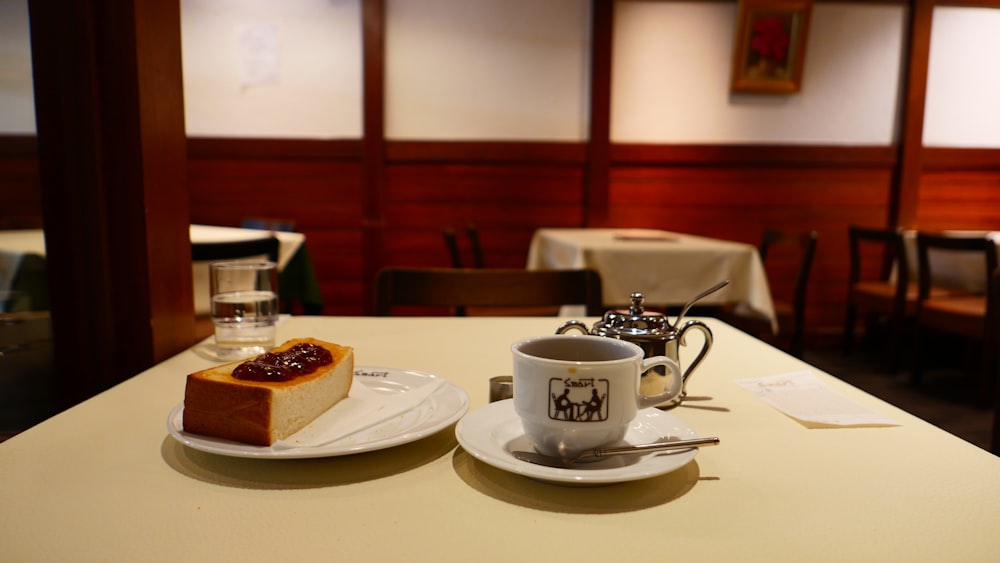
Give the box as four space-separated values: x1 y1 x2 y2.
209 260 278 360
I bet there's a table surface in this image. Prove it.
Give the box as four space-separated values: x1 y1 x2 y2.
527 228 775 324
2 316 998 561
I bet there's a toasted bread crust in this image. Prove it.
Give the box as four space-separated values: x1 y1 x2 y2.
183 338 354 446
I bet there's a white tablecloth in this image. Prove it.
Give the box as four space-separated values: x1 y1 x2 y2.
1 316 998 561
528 228 775 324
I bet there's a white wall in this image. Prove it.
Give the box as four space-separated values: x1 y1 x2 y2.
611 2 904 144
0 0 34 133
923 7 1000 148
180 0 363 139
1 0 999 149
385 0 591 141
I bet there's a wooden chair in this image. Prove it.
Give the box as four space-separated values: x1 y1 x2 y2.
191 237 280 263
911 232 998 399
843 226 910 370
442 227 464 269
466 223 485 268
241 217 297 233
442 224 484 269
721 230 818 358
375 267 604 317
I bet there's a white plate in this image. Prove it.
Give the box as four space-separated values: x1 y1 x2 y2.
455 400 699 485
167 366 469 459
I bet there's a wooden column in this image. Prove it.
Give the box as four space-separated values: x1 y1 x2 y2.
28 0 193 408
362 0 387 314
890 0 934 228
585 0 614 228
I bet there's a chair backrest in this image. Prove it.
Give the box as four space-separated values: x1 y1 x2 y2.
442 224 485 269
241 217 297 233
916 232 998 300
442 228 463 268
848 225 906 283
760 229 819 331
191 237 280 263
848 225 908 308
466 223 484 269
375 267 604 317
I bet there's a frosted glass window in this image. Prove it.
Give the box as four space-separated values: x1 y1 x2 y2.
385 0 591 141
924 8 1000 148
181 0 363 139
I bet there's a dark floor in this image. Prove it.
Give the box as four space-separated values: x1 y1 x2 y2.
803 344 995 453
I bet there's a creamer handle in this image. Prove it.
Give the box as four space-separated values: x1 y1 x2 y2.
555 320 589 335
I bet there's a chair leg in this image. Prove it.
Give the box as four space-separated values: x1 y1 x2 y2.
843 304 857 356
975 341 993 409
910 325 925 386
885 316 909 373
790 323 804 359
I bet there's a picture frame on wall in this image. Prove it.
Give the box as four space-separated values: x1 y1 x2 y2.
730 0 813 94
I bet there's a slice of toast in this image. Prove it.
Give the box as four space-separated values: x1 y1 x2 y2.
183 338 354 446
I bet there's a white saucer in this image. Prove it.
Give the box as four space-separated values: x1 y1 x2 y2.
167 366 469 459
455 400 699 485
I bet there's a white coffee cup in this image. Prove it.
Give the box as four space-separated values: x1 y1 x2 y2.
511 334 683 458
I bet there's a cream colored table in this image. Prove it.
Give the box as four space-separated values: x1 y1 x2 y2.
528 228 776 326
3 316 999 561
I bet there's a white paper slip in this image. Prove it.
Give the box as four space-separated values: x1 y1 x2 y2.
272 377 446 450
734 371 898 427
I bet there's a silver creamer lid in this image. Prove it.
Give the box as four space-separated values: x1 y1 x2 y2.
592 292 672 337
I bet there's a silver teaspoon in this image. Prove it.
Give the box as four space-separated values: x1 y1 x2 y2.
511 437 720 468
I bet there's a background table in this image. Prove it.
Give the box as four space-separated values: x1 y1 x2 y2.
0 226 323 315
528 228 775 325
191 225 324 315
2 316 998 561
0 229 48 312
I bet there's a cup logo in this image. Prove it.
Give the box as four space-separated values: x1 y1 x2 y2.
548 377 609 422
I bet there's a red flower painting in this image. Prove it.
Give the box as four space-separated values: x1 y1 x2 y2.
750 17 791 64
731 1 812 94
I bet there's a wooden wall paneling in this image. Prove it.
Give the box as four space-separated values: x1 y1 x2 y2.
915 171 1000 229
382 154 586 268
187 140 367 315
918 147 1000 230
0 136 42 227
